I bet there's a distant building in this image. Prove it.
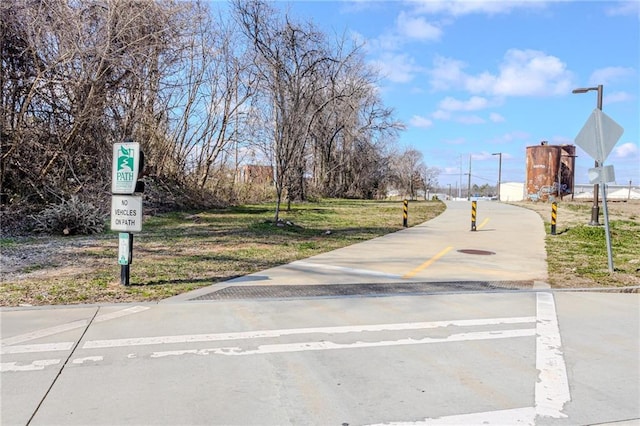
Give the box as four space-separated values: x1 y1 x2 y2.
237 165 274 184
499 182 525 202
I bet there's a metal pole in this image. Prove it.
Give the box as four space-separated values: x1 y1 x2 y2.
402 199 408 228
590 85 604 226
492 152 502 201
572 84 603 225
120 233 133 286
551 202 557 235
601 184 614 273
471 201 477 231
497 154 502 201
467 155 472 201
458 155 462 199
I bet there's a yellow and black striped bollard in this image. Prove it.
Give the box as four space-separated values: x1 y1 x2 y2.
403 199 408 227
551 202 557 235
471 201 477 231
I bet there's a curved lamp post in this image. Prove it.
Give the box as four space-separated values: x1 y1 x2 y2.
572 84 603 225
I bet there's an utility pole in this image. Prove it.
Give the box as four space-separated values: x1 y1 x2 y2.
492 152 502 201
467 154 472 201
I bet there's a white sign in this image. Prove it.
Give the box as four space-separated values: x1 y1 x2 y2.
588 165 616 184
574 108 624 164
112 142 141 194
118 233 130 265
111 195 143 232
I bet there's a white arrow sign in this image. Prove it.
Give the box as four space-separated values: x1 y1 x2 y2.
574 108 623 164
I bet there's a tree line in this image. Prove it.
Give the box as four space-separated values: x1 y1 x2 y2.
1 0 438 229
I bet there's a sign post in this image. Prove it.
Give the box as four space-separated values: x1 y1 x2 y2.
574 108 623 273
111 141 144 285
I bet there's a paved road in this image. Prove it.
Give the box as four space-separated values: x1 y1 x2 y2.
2 201 639 425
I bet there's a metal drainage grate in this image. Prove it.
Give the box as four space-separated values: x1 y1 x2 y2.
457 249 496 255
191 281 534 301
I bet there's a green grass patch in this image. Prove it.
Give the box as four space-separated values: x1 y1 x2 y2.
1 199 445 306
546 220 640 287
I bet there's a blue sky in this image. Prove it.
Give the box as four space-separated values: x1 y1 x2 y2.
278 0 639 189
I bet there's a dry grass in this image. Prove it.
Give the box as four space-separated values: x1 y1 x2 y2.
1 199 445 306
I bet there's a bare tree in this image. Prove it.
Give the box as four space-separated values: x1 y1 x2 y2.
390 148 425 200
1 0 187 206
233 0 389 219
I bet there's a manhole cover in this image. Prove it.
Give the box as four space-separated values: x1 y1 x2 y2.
457 249 496 255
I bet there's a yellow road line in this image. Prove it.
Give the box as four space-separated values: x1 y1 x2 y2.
402 246 454 279
477 217 490 230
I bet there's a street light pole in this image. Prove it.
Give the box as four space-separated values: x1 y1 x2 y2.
467 154 472 200
492 152 502 201
572 84 603 225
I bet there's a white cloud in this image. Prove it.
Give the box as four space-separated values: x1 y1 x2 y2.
429 55 468 91
412 0 547 17
489 112 505 123
605 1 640 17
444 166 461 174
488 49 574 96
396 11 442 41
456 115 486 124
472 151 496 161
432 110 451 120
490 131 530 144
614 143 639 158
589 66 635 86
430 49 574 96
372 53 422 83
438 96 489 111
410 115 433 128
444 137 466 145
605 91 635 105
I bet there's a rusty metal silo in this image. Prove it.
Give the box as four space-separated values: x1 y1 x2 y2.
525 142 575 201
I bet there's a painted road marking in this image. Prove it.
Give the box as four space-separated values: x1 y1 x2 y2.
0 319 90 347
71 356 104 365
2 316 535 366
149 329 535 358
1 359 61 372
366 292 570 425
402 246 454 279
535 292 570 419
0 306 150 347
1 342 74 355
83 316 535 350
370 407 536 425
289 261 403 280
3 292 569 425
94 306 150 322
477 217 490 230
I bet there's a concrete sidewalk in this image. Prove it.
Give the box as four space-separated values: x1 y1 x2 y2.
169 200 548 301
3 202 639 426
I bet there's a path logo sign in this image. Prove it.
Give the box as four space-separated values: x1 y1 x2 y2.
112 142 140 194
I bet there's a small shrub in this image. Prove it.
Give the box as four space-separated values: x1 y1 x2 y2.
30 196 106 235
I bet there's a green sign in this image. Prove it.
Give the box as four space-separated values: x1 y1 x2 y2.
112 142 140 194
118 232 130 265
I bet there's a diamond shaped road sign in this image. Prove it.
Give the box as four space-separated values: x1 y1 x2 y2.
574 108 624 164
